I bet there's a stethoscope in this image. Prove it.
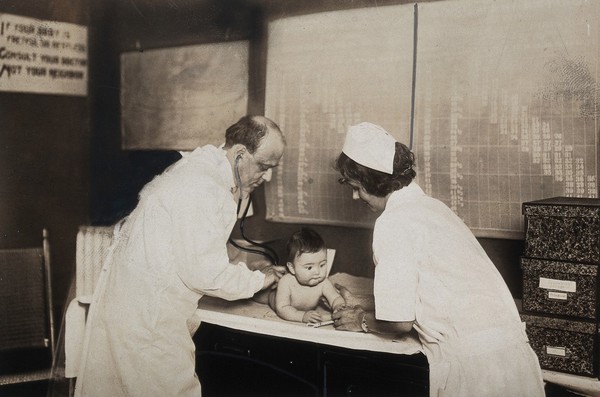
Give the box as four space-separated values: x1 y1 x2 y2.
228 155 280 265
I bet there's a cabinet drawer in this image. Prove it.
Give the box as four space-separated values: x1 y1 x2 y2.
521 257 598 319
522 314 599 377
523 197 600 265
322 349 429 396
194 323 320 396
194 323 319 386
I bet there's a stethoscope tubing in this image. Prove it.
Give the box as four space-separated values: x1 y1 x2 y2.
229 156 280 265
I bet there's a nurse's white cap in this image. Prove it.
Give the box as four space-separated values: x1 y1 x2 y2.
342 122 397 174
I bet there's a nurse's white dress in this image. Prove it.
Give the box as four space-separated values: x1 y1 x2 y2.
372 182 544 397
74 145 265 397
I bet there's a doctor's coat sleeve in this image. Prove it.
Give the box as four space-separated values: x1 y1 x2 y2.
169 181 265 301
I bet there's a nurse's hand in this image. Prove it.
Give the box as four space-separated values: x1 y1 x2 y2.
335 283 375 311
332 306 364 332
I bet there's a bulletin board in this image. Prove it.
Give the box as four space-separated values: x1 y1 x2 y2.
264 0 600 239
120 41 249 150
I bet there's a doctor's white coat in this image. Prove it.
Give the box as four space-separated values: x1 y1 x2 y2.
74 145 265 397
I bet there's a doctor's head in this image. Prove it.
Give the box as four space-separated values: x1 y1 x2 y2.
335 122 416 212
225 115 285 195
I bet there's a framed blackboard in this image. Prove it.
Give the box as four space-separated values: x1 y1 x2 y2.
120 41 249 150
264 0 599 239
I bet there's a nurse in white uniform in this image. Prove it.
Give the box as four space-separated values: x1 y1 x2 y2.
332 122 544 397
75 115 286 397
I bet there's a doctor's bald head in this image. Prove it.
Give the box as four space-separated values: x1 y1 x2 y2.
224 115 285 154
225 115 285 194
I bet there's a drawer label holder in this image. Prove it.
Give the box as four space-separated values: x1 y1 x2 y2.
539 277 576 293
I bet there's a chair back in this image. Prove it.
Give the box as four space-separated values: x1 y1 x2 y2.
0 229 53 353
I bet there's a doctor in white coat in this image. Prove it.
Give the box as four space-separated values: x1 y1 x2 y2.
75 115 286 396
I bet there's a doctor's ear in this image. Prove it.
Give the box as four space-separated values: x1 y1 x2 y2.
234 145 247 162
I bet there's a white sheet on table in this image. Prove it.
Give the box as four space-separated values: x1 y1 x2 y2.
195 272 423 355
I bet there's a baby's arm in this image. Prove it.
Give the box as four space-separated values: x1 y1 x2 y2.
274 276 322 323
322 278 345 312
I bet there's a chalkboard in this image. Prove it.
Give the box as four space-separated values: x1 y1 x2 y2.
413 0 599 238
264 5 414 228
264 0 599 238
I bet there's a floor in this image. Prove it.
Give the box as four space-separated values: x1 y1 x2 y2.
0 378 588 396
545 382 591 397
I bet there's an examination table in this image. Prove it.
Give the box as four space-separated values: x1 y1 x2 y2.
193 272 429 396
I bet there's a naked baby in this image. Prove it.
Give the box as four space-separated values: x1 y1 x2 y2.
255 228 345 323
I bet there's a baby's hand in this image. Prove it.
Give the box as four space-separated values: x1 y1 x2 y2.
302 310 323 324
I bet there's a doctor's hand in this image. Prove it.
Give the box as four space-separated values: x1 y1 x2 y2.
259 265 287 290
247 259 273 271
332 306 365 332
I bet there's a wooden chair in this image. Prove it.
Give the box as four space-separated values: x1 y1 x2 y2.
0 229 55 386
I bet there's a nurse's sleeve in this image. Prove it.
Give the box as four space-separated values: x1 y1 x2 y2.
171 184 264 300
372 223 418 322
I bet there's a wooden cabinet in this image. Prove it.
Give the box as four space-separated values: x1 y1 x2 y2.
194 323 429 397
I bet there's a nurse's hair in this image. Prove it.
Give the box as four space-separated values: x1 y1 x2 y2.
286 227 326 264
224 115 284 153
335 142 416 197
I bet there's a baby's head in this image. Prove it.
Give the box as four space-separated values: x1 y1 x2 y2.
286 228 328 287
